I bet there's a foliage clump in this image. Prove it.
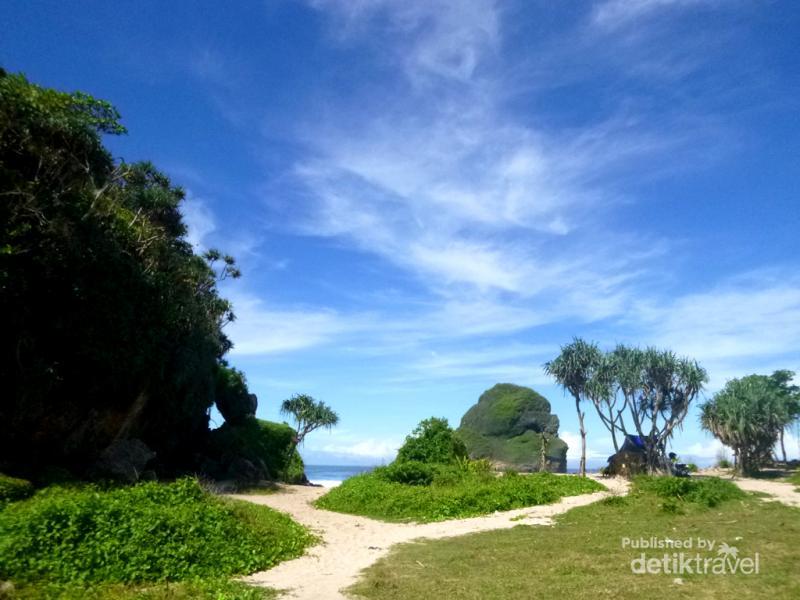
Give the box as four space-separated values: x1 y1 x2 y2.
0 473 33 502
699 371 799 474
396 417 468 465
0 478 313 585
316 467 603 523
633 475 745 508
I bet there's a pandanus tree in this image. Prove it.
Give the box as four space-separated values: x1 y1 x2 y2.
280 394 340 448
770 370 800 463
631 348 707 473
545 340 707 475
700 374 794 475
544 339 603 476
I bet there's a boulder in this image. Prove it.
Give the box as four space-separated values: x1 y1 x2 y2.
458 384 568 472
91 438 155 483
226 457 264 483
218 392 257 425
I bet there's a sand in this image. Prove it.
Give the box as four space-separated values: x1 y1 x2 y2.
697 468 800 508
233 476 629 600
729 477 800 507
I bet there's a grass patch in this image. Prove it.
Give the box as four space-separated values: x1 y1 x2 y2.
315 468 603 523
785 471 800 489
350 477 800 599
0 478 313 597
633 475 745 508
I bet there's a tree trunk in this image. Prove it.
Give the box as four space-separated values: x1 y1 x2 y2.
576 396 586 477
608 407 619 452
779 429 787 464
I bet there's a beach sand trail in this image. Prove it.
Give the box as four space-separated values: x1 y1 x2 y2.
234 476 629 600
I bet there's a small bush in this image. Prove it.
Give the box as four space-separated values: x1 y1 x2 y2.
395 417 468 465
316 471 603 522
0 473 34 502
633 476 745 508
600 495 628 508
686 463 699 473
717 458 733 469
660 498 685 514
376 461 436 486
0 478 314 584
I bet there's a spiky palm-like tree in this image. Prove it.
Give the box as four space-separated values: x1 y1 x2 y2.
699 375 788 475
280 394 339 448
544 338 603 476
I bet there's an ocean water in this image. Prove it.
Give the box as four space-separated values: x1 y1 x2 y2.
305 464 596 486
305 464 377 487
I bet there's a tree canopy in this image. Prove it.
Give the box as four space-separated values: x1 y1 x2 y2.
0 70 239 476
396 417 468 465
700 371 797 474
280 394 340 447
545 340 707 474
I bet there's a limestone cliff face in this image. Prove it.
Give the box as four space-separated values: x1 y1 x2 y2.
457 383 568 473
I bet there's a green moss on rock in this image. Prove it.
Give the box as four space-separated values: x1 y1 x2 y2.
207 418 306 484
457 384 568 473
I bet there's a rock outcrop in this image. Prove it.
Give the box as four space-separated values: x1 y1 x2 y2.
457 383 568 473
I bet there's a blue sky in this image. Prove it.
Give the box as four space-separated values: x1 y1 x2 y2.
5 0 800 467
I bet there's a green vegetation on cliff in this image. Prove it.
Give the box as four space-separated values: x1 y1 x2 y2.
208 418 306 484
0 70 241 477
458 384 568 472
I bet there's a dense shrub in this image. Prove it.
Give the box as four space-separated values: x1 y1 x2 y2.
316 471 603 522
633 476 745 508
0 473 33 502
395 417 468 465
376 461 437 486
0 478 314 584
208 418 305 483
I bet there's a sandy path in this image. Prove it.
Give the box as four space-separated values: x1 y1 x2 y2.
234 476 628 600
731 477 800 507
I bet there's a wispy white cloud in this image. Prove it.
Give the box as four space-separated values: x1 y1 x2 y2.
591 0 712 31
628 271 800 388
303 428 401 462
225 291 358 355
295 0 719 335
309 0 499 83
181 194 216 250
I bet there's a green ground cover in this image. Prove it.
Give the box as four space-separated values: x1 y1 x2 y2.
350 477 800 599
0 478 313 599
315 465 604 523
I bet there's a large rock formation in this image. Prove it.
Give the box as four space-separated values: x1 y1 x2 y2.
457 383 568 473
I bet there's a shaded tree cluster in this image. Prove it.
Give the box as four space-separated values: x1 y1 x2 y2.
0 71 239 476
545 339 708 475
700 371 799 475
